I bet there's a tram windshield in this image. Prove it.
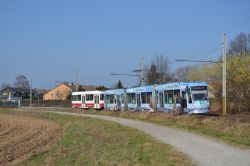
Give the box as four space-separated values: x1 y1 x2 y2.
191 86 208 101
192 93 207 101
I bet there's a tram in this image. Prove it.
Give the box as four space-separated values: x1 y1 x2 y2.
72 82 209 114
104 89 125 110
72 90 104 109
157 82 209 114
126 85 154 112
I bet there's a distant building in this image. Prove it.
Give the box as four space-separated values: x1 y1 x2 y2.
33 88 49 100
0 87 35 100
43 82 96 100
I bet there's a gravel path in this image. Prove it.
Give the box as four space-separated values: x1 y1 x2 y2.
51 111 250 166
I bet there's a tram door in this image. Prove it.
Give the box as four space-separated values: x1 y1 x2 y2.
94 95 99 108
181 90 187 109
186 88 193 110
82 95 85 108
159 92 164 109
117 95 121 110
136 94 141 109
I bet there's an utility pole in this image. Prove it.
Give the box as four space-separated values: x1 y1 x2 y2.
30 78 32 107
175 34 227 115
152 84 157 112
140 57 144 86
111 57 144 86
222 34 227 115
37 92 39 107
76 68 79 92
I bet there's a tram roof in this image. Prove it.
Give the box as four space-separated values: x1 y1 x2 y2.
72 90 103 95
157 82 208 91
104 89 124 95
126 85 153 93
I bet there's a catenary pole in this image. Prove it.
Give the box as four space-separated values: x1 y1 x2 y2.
222 34 227 115
76 68 79 92
30 78 32 107
141 57 144 86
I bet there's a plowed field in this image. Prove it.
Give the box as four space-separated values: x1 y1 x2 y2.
0 113 62 165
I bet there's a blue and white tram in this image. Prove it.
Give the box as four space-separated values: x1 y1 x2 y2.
104 89 125 110
156 82 209 114
126 86 153 112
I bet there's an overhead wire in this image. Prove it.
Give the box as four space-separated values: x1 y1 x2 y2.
74 46 223 84
172 45 223 64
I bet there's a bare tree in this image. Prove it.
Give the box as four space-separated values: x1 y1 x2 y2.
228 32 250 56
13 75 30 89
151 53 172 84
146 64 159 85
1 82 10 90
174 66 192 81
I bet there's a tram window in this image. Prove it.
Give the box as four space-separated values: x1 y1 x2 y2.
113 95 117 104
155 91 158 103
191 86 207 91
109 95 114 104
187 89 192 103
86 94 93 101
77 95 81 101
128 93 135 103
72 95 81 101
127 94 130 103
127 93 131 103
121 94 124 104
167 90 173 104
106 95 110 103
146 92 152 103
164 91 168 103
128 93 136 104
100 94 104 100
174 90 180 104
141 93 147 104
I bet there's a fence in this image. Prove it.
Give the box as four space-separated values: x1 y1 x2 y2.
20 100 71 107
0 95 20 108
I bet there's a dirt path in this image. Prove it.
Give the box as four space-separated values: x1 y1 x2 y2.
0 113 62 166
50 111 250 166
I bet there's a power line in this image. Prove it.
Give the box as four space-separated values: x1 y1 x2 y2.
111 58 145 86
111 73 137 76
172 46 222 62
185 46 222 59
78 75 133 84
175 59 222 63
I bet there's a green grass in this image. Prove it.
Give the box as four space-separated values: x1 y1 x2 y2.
0 109 195 166
53 108 250 148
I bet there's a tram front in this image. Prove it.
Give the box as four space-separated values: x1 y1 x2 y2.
187 83 210 114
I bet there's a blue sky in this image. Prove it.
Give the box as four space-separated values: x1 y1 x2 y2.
0 0 249 89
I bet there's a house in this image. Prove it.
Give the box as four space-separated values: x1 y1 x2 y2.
0 87 35 100
43 82 96 100
33 88 49 100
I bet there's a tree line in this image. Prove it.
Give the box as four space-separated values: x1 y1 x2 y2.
1 75 30 90
141 32 250 113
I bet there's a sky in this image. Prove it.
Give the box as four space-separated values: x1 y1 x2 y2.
0 0 249 89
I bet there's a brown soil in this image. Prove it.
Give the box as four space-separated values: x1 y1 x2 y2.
0 113 62 166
